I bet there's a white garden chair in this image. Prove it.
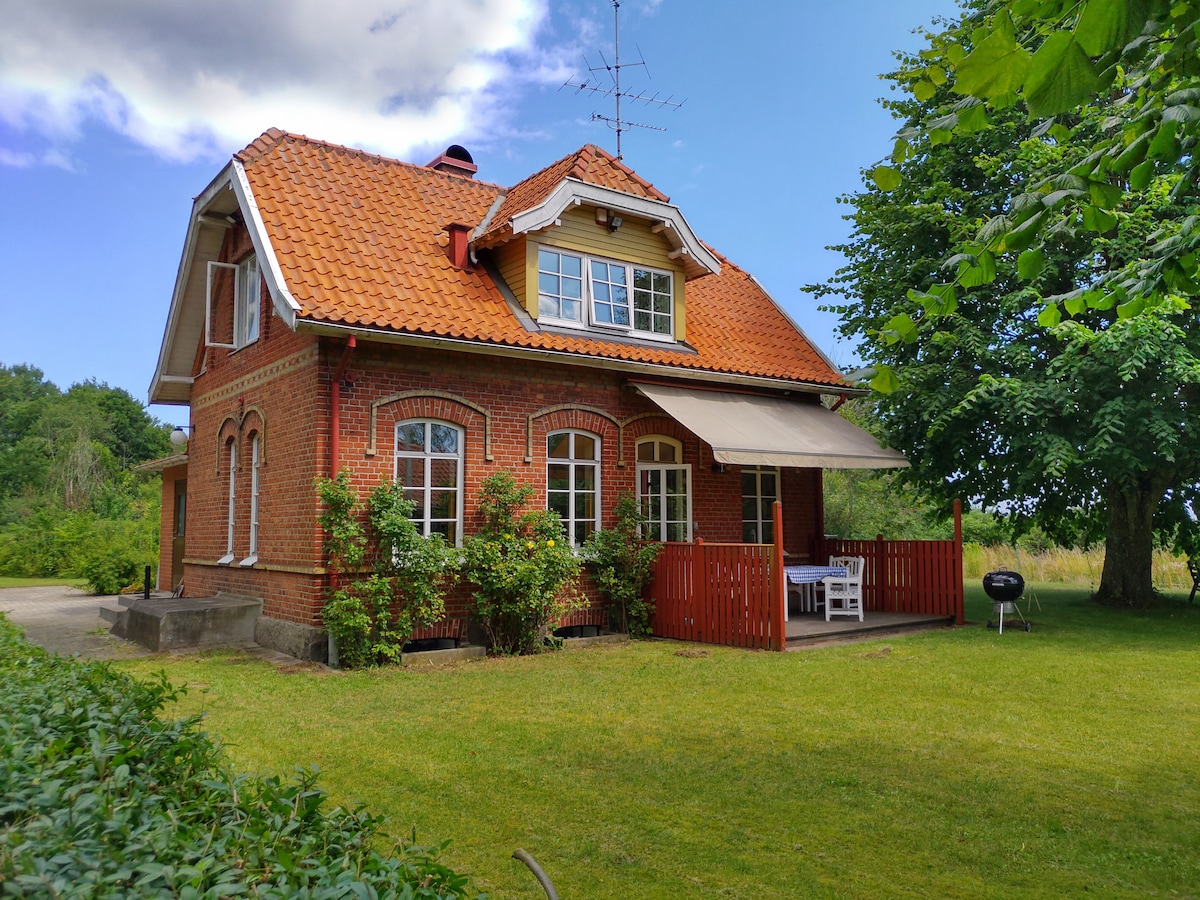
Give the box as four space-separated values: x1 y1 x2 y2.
823 556 865 622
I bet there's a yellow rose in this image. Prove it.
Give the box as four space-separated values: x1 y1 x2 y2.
547 539 555 547
526 541 535 549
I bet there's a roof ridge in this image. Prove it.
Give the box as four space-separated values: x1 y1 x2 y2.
234 129 506 189
576 143 669 202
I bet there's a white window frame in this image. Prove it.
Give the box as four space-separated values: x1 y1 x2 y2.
240 434 260 567
394 419 465 546
235 254 260 349
636 436 692 543
218 441 236 565
536 244 675 342
741 465 779 544
546 429 601 547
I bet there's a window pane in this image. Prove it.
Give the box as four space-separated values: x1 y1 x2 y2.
637 442 656 462
653 316 671 335
762 521 774 544
548 432 570 458
761 472 777 497
574 434 596 459
431 458 458 488
743 522 757 543
575 521 594 544
653 273 671 293
429 489 456 519
548 464 570 491
397 422 425 452
430 424 459 454
666 494 687 523
539 272 560 295
634 311 651 331
761 497 773 519
548 492 570 518
539 249 560 272
399 458 425 488
742 497 756 520
594 281 611 304
431 521 452 540
539 294 561 318
563 276 582 299
741 472 756 494
562 254 582 277
575 491 595 521
404 487 423 512
594 301 613 324
659 443 677 463
666 522 687 542
653 293 672 314
575 465 595 491
634 269 651 290
563 298 582 321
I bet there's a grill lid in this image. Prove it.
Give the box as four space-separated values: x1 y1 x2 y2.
982 569 1024 603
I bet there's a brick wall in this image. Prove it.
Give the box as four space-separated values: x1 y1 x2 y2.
170 223 824 632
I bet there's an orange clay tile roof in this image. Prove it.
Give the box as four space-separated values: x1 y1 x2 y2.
474 144 669 247
236 130 846 388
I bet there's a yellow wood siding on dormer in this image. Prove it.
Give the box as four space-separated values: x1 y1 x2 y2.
493 205 687 342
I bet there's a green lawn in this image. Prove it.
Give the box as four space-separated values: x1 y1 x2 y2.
0 576 86 589
117 584 1200 898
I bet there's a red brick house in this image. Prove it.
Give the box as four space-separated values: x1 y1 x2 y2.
147 129 908 660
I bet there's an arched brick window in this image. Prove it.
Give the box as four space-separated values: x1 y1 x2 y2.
395 419 464 545
547 429 600 546
636 435 691 542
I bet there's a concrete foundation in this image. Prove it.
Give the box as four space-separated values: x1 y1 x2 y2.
114 593 262 652
254 615 328 663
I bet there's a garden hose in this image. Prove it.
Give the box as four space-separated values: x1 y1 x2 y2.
512 848 559 899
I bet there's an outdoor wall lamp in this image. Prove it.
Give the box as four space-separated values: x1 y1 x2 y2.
608 215 624 233
170 425 194 446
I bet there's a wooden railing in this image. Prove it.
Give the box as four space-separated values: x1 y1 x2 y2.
650 541 783 650
648 501 965 650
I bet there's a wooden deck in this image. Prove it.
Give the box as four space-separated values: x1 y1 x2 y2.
784 610 953 647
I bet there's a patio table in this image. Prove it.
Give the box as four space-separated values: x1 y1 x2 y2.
782 565 847 620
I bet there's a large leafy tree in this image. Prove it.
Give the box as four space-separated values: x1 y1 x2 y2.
813 4 1199 607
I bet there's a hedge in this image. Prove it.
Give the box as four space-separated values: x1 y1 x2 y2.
0 615 480 898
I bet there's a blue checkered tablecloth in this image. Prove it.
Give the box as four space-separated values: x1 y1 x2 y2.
784 565 848 584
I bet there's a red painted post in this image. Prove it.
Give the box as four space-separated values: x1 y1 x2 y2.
772 500 786 651
953 498 965 625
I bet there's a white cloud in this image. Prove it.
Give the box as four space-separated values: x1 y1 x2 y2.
0 0 563 166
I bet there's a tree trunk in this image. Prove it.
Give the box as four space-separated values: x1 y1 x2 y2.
1095 477 1159 608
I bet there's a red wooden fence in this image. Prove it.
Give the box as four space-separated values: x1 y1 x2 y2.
648 500 964 650
649 541 784 650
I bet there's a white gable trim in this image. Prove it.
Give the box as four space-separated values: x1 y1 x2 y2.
231 160 299 328
506 178 721 279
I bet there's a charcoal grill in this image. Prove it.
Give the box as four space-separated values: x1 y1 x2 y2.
983 568 1031 633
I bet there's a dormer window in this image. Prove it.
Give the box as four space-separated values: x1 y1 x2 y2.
537 245 674 340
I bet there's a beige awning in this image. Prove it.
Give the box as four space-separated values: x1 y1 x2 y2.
634 382 909 469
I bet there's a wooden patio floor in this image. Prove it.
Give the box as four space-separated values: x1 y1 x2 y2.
784 610 954 647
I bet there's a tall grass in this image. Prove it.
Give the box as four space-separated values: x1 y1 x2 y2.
963 542 1191 590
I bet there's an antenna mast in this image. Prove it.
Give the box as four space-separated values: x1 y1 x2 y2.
562 0 684 159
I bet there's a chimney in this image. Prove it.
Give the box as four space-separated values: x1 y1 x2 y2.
426 144 477 179
447 223 471 270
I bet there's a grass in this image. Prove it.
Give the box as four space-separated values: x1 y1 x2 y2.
0 576 86 589
115 584 1200 899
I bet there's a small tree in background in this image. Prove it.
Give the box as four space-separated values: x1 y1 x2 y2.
584 493 661 636
463 472 581 655
316 472 458 668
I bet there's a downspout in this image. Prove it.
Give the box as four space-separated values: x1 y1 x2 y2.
330 336 356 477
829 393 848 412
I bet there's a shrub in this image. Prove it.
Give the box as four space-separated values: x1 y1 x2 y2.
584 493 662 636
463 472 582 655
0 615 477 897
316 472 458 668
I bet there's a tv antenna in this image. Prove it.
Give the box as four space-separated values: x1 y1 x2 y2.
562 0 684 159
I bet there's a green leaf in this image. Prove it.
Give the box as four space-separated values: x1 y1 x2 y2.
1147 119 1180 161
1117 296 1145 318
1111 130 1151 173
958 250 997 287
1087 289 1116 310
1074 0 1135 57
928 66 948 85
1018 248 1047 280
929 129 953 146
1082 205 1118 234
957 103 990 133
1129 159 1155 191
926 282 958 316
883 313 919 343
870 366 901 394
872 165 902 192
954 12 1032 99
1089 180 1124 209
913 80 938 102
1024 33 1104 118
1037 304 1063 327
1003 210 1047 252
892 137 910 164
1064 294 1088 316
1049 123 1073 143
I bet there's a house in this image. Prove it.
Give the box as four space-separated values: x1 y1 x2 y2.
147 128 912 660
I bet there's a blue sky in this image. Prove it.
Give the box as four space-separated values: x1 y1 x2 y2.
0 0 959 424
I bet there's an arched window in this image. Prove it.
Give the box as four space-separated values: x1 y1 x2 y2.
741 466 778 543
547 430 600 546
219 440 237 565
636 436 690 542
395 419 464 545
242 434 261 566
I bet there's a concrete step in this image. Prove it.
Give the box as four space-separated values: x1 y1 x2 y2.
98 601 125 625
121 593 262 652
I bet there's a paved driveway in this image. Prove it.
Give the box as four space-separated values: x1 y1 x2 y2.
0 586 153 661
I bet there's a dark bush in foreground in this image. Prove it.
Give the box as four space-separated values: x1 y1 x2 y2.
0 616 479 898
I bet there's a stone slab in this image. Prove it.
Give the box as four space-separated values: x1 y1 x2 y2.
123 594 262 652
